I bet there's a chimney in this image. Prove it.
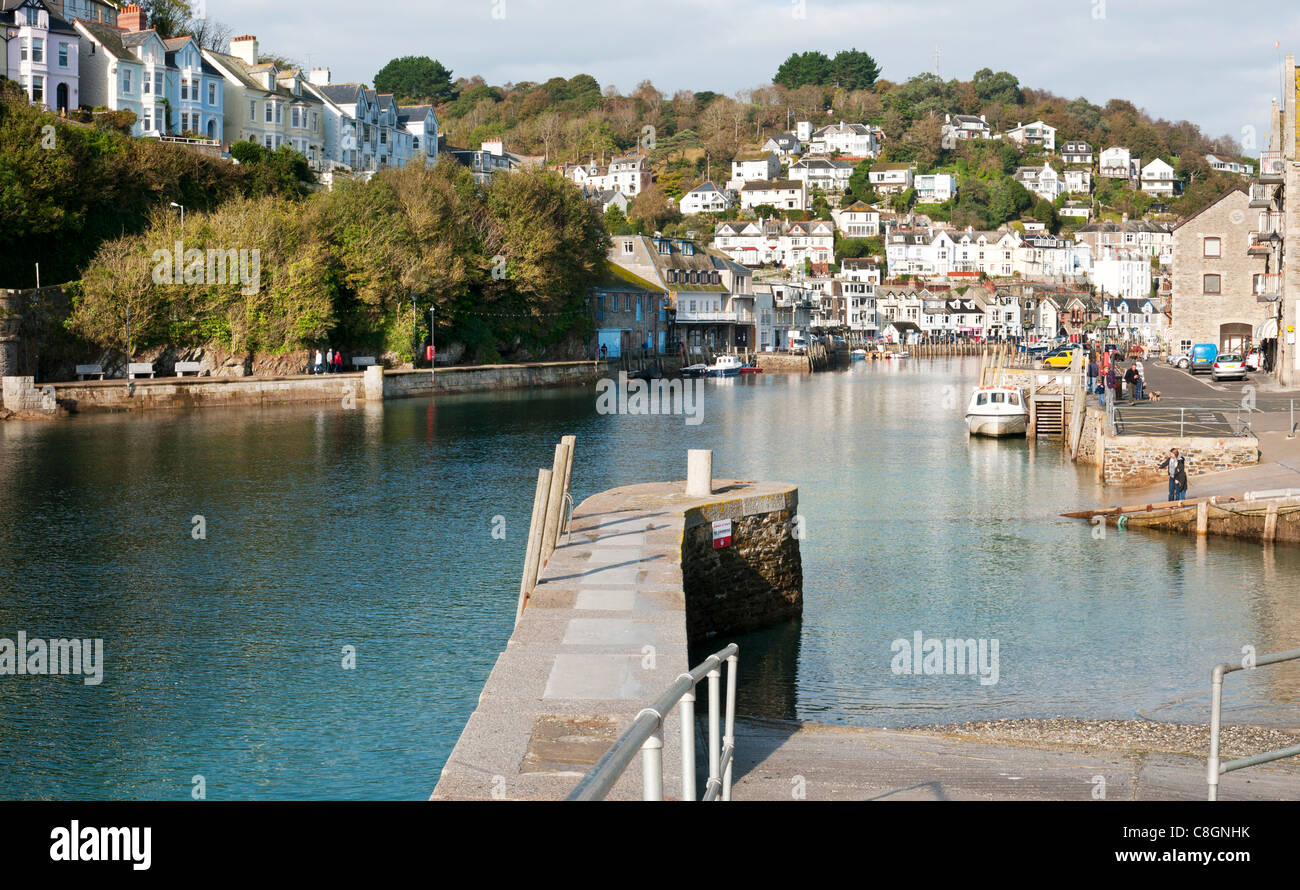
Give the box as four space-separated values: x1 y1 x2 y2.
309 67 331 86
231 35 259 66
119 2 146 31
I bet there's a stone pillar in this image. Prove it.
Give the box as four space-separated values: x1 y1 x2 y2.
686 449 713 497
363 364 384 401
0 289 23 378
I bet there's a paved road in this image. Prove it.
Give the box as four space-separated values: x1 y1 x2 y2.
729 718 1300 801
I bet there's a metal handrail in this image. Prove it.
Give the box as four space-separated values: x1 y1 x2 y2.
1207 647 1300 800
567 643 738 801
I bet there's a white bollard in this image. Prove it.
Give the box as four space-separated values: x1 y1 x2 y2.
686 449 713 497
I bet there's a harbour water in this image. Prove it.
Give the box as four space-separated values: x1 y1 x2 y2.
2 357 1297 799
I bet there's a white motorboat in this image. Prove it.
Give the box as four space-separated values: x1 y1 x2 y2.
965 385 1028 437
706 355 744 377
850 348 868 361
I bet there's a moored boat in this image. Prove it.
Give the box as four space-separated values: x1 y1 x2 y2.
965 384 1028 437
706 355 744 377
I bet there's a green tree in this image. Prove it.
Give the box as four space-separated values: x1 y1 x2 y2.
831 49 880 90
374 56 458 103
847 158 878 203
971 69 1022 106
773 51 832 89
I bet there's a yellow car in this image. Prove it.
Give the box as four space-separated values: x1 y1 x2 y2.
1041 348 1078 368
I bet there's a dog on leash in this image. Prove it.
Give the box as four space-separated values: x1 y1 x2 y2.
1149 390 1161 402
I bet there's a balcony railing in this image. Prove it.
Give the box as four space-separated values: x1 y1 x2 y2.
1254 273 1283 300
1259 151 1285 182
1250 183 1278 208
677 309 739 323
1248 232 1282 255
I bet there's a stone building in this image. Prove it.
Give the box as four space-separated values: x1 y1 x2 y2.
1168 186 1274 358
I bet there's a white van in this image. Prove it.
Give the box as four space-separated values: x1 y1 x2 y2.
787 332 808 354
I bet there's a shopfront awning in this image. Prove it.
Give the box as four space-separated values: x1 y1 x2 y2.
1256 316 1279 339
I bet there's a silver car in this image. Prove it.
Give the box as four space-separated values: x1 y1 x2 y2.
1167 351 1191 370
1211 352 1247 381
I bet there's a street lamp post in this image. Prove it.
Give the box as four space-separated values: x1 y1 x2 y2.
169 201 184 232
429 305 436 376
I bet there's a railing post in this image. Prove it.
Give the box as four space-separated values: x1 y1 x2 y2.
539 442 571 562
679 685 696 801
1208 664 1226 801
723 653 738 801
641 718 664 802
707 664 721 793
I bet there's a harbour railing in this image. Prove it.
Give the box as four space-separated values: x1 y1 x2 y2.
1207 647 1300 800
567 644 739 801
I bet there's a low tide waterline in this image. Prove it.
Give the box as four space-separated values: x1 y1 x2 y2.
1 357 1296 800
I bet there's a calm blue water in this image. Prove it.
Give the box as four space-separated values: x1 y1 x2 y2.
1 357 1297 799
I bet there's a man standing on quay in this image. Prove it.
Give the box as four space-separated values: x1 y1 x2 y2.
1157 448 1184 502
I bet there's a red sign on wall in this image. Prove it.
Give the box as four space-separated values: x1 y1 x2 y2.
712 519 732 549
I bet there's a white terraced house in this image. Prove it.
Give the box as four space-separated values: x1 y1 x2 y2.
884 225 1020 278
831 201 880 237
679 181 735 215
1004 120 1056 151
162 35 222 140
805 121 879 157
913 173 956 203
3 0 79 114
1013 233 1092 279
203 36 325 164
560 154 651 196
1074 217 1173 262
1061 141 1094 165
1099 146 1138 180
1014 163 1064 201
762 133 800 158
788 156 854 192
1091 247 1152 302
728 150 779 190
304 71 400 173
868 163 913 194
1206 154 1254 176
398 104 439 167
1140 158 1179 196
942 113 992 141
75 5 173 137
1064 167 1092 194
739 179 807 211
712 218 834 269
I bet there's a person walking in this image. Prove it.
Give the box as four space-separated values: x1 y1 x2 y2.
1087 353 1099 397
1103 363 1117 408
1157 448 1183 502
333 350 343 373
1123 363 1139 405
325 348 334 373
1133 358 1146 401
313 348 323 375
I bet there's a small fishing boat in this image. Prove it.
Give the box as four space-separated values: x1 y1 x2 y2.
706 355 744 377
738 362 763 375
850 349 868 361
680 363 708 378
965 384 1028 437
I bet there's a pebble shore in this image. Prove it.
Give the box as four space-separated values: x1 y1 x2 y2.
906 717 1300 760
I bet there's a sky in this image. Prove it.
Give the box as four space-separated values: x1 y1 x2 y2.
207 0 1300 154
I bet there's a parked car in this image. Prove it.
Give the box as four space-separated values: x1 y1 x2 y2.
1246 346 1264 371
1042 348 1080 368
1167 351 1191 370
1190 343 1219 374
1211 352 1247 381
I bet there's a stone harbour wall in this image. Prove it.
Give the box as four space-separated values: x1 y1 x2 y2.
1102 434 1259 486
681 504 803 643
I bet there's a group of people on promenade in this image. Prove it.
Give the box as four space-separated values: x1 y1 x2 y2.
311 348 345 374
1085 347 1147 409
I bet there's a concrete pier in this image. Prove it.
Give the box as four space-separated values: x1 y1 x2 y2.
432 478 801 801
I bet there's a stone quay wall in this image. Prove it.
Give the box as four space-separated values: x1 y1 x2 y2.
1101 434 1259 486
432 478 802 801
3 361 607 416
